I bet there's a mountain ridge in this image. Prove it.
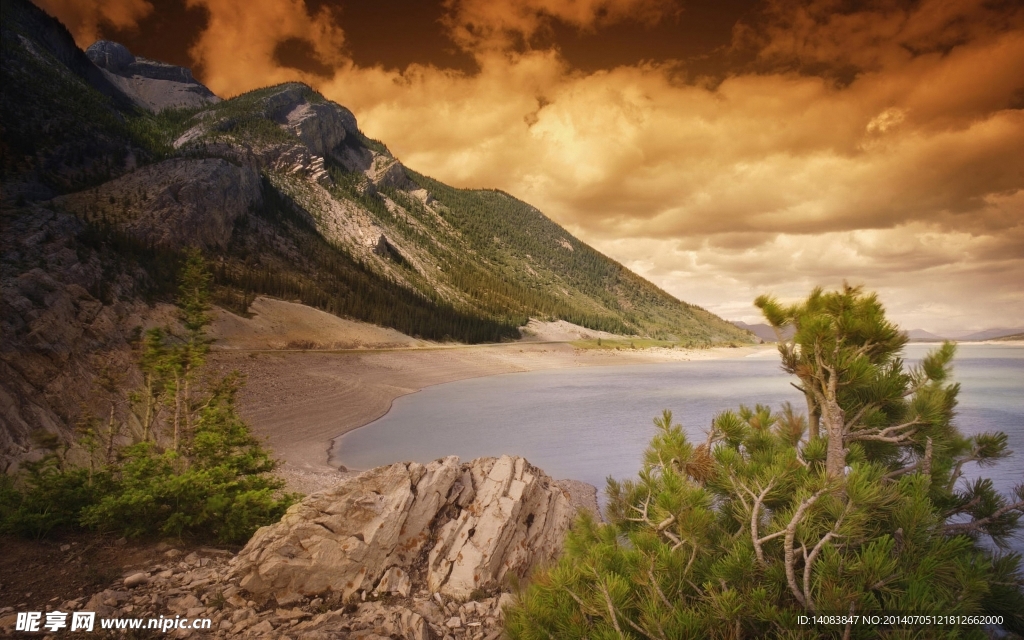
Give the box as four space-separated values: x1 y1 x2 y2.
1 0 753 469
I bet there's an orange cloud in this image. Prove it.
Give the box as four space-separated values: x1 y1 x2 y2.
183 0 347 97
754 0 1024 73
441 0 680 52
35 0 153 47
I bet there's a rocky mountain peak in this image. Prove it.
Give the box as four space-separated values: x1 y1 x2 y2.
84 39 218 112
264 83 359 157
84 40 135 74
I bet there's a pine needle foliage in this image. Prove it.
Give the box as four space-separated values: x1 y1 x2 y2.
507 286 1024 638
0 252 296 543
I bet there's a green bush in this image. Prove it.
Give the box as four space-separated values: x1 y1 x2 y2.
0 458 112 539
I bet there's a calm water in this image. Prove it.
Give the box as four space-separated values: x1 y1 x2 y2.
334 344 1023 546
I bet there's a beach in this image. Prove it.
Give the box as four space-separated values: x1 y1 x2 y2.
207 298 773 493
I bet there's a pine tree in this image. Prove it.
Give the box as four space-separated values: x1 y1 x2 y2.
507 285 1024 639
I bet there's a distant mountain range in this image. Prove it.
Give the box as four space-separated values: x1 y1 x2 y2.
732 322 1024 343
903 327 1024 341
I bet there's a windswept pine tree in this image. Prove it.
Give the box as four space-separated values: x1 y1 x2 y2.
507 285 1024 639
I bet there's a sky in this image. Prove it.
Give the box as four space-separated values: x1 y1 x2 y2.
36 0 1024 333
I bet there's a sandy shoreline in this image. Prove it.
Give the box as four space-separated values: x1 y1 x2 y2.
201 296 773 493
207 299 1021 495
211 339 773 493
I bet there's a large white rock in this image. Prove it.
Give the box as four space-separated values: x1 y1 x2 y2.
232 456 461 603
231 455 575 604
427 456 575 599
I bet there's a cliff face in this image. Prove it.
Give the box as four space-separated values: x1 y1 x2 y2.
85 40 220 113
0 208 147 471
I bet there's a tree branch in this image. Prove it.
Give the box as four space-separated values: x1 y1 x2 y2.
784 487 829 609
843 403 875 431
598 581 626 640
847 418 923 443
943 500 1024 536
750 480 775 565
802 502 851 611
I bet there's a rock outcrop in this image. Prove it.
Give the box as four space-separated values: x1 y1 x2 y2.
232 455 575 603
54 158 263 250
267 85 358 157
0 458 585 639
2 544 520 639
85 40 219 112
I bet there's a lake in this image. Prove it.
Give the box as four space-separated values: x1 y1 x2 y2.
334 343 1023 546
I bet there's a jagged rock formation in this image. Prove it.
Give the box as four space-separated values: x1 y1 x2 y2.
0 536 516 639
232 456 574 603
85 40 219 112
0 457 584 639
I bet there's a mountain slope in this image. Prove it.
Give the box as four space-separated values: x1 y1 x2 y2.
1 0 753 467
147 80 748 342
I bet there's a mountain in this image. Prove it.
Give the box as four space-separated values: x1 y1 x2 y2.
901 327 1024 342
903 329 948 341
956 327 1024 342
730 321 795 342
84 40 219 112
993 332 1024 342
0 0 753 467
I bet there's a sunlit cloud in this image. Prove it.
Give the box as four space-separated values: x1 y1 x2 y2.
183 0 348 96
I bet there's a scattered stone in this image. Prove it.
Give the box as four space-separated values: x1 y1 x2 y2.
375 566 412 598
167 594 200 615
249 620 274 634
124 573 149 589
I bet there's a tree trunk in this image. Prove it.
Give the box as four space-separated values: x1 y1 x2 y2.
173 370 181 452
806 393 820 440
822 393 846 479
184 374 191 450
143 375 153 442
105 404 116 464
